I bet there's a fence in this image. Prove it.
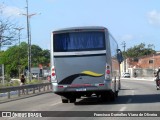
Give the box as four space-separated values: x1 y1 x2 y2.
0 82 52 101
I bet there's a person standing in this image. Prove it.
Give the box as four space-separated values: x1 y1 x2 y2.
20 75 26 94
134 71 137 78
20 75 26 85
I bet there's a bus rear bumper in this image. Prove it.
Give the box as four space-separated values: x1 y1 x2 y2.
52 82 113 97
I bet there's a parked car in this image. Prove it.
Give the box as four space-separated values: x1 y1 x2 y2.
123 72 130 78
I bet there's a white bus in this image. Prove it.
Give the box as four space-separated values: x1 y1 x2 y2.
50 26 123 103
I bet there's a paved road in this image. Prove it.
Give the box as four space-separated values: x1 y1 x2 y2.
1 79 160 120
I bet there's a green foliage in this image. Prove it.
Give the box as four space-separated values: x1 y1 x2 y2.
124 43 155 58
26 79 42 84
40 49 50 67
31 45 50 67
0 42 50 77
0 80 20 88
0 79 42 88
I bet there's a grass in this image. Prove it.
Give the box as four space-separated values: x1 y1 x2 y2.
26 79 43 84
0 79 43 88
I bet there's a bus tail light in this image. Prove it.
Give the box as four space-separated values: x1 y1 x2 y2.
105 64 111 79
52 67 56 77
58 85 64 88
51 66 57 82
98 83 104 86
106 70 110 74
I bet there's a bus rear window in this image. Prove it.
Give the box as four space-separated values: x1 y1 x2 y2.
53 31 105 52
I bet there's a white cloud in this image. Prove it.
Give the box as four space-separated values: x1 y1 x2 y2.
1 4 24 17
147 10 160 26
120 34 134 41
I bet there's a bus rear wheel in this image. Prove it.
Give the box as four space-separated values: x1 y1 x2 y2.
69 98 76 103
62 99 68 103
61 96 68 103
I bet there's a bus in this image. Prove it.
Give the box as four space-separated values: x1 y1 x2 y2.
50 26 123 103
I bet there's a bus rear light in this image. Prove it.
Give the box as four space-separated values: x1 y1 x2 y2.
98 83 104 86
51 66 56 77
105 64 111 79
52 72 55 76
58 85 64 88
106 70 110 74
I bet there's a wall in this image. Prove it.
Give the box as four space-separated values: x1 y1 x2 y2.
121 53 160 77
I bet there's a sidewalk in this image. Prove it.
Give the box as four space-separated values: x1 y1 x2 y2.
122 77 155 81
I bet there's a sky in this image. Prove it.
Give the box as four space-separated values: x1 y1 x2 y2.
1 0 160 51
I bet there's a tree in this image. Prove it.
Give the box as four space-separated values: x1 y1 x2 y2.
31 45 43 67
0 45 20 76
40 49 50 67
31 45 50 67
0 42 50 77
0 4 17 50
124 43 155 58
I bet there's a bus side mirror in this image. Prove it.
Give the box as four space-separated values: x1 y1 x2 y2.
117 49 123 64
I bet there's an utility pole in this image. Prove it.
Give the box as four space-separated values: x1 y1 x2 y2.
26 0 31 81
22 0 36 81
20 0 39 81
152 45 155 74
14 27 24 78
122 41 126 72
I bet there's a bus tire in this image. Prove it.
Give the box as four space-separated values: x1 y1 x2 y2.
101 95 108 101
115 91 118 98
69 98 76 103
86 93 92 97
62 99 68 103
61 96 69 103
110 92 115 101
77 95 81 99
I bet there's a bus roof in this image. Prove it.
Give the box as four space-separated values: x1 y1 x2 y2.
52 26 108 33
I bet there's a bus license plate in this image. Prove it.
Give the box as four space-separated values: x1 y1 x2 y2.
76 88 86 91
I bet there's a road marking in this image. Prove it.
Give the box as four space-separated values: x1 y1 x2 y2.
119 106 126 111
51 101 61 106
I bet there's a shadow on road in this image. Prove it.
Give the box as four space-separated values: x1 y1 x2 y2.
120 88 135 90
118 93 160 104
74 93 160 105
74 97 111 105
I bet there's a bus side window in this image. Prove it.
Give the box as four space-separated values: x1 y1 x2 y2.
117 49 123 64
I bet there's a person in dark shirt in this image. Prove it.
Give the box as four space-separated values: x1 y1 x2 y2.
20 75 26 94
134 71 137 78
20 75 26 85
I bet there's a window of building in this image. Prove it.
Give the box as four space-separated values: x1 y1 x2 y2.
149 60 153 64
